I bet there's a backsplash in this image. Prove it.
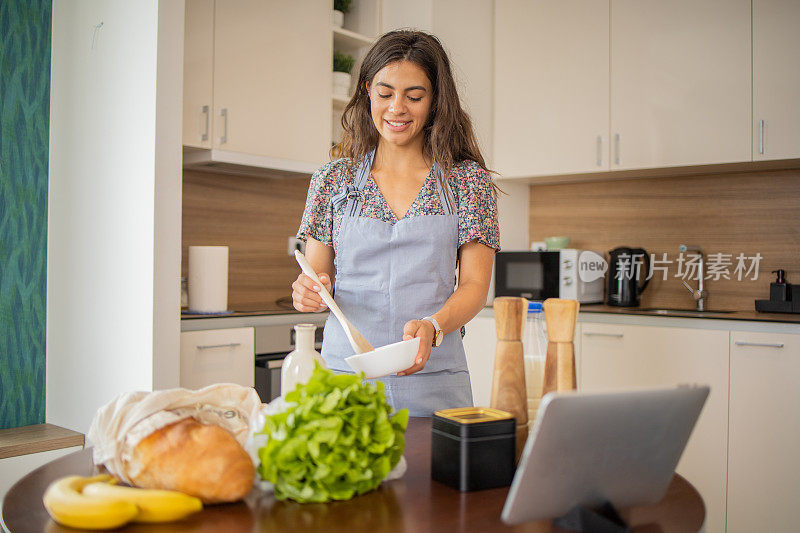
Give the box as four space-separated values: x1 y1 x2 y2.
529 168 800 311
182 170 311 311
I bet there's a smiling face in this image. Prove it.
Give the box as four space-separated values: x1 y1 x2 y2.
366 60 433 148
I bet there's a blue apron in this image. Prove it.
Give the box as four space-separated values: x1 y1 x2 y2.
321 151 473 417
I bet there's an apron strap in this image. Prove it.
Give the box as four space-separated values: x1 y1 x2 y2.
432 163 456 216
345 149 375 217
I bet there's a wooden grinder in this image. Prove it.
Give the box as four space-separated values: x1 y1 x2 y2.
542 298 580 395
490 297 528 462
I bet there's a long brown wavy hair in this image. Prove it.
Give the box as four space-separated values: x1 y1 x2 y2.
334 30 498 206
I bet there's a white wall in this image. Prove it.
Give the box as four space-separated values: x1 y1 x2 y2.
381 0 433 32
152 0 184 391
432 0 494 167
496 180 530 251
47 0 183 434
382 0 494 165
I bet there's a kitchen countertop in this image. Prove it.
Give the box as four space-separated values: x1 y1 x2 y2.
181 308 327 332
184 305 800 323
181 307 301 319
181 303 800 333
579 303 800 324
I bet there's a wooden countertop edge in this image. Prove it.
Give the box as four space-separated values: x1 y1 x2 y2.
0 424 85 460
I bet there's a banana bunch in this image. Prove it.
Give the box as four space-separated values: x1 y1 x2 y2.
42 474 203 530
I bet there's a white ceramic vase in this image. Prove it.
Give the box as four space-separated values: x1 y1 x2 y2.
332 71 352 99
332 9 344 28
281 324 326 396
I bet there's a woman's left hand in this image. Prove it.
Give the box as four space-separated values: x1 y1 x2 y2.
397 319 435 376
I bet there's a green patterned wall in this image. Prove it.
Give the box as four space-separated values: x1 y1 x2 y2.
0 0 51 429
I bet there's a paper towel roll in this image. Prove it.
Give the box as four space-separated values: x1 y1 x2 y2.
188 246 229 313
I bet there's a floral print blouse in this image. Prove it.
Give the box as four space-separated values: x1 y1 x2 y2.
297 157 500 253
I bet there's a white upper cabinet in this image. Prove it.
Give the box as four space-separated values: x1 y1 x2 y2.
494 0 610 178
753 0 800 160
183 0 331 166
610 0 751 170
213 0 331 164
183 0 214 149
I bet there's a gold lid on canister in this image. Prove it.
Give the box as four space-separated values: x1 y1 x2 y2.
434 407 513 424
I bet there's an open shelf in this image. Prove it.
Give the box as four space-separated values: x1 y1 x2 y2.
333 26 375 51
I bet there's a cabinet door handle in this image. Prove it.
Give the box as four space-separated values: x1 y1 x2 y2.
734 340 784 349
197 342 242 350
201 105 209 142
583 332 624 338
614 133 620 165
596 135 603 166
219 108 228 144
758 119 765 155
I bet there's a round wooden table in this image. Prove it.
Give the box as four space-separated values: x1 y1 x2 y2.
2 418 704 532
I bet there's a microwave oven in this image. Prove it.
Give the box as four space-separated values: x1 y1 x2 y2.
494 249 604 303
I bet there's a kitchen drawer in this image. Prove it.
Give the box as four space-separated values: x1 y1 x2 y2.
180 327 254 390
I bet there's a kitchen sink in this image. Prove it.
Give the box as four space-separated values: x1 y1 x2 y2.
636 308 737 315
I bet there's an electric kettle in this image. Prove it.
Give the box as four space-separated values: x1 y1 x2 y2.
606 247 650 307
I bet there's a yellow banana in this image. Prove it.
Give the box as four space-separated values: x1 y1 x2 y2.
42 474 139 530
82 482 203 523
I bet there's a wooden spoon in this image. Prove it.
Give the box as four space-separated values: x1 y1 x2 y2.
294 250 374 354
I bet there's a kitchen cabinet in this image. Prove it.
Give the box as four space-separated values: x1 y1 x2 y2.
727 331 800 532
183 0 331 165
182 0 214 149
610 0 751 170
752 0 800 160
180 327 255 389
494 0 752 178
494 0 610 177
579 322 729 533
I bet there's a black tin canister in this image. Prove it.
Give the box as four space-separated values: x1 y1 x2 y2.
431 407 516 491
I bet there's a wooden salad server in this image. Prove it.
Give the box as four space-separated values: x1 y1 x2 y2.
490 296 529 462
542 298 580 395
294 250 374 354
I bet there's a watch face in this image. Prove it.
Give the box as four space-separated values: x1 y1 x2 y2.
434 331 443 347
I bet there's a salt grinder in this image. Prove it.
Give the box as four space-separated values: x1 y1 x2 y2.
542 298 580 395
490 296 528 462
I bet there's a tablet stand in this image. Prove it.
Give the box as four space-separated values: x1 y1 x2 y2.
552 501 631 533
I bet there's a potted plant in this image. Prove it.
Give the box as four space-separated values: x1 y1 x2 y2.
333 51 355 98
332 0 351 28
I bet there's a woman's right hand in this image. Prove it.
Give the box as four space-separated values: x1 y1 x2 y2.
291 273 332 312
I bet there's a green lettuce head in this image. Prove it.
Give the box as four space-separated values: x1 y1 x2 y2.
257 365 409 503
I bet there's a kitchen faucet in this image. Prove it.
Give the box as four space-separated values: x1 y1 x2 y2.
679 244 706 311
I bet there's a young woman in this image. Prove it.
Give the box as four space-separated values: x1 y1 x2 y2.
293 30 499 416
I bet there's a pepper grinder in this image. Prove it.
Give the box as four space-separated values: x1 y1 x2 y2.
490 296 528 462
542 298 579 395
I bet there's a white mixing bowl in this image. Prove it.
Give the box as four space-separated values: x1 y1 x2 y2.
345 337 421 379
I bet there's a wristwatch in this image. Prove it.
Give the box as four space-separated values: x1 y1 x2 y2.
422 316 444 347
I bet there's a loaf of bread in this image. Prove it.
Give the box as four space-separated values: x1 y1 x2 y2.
126 418 254 503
